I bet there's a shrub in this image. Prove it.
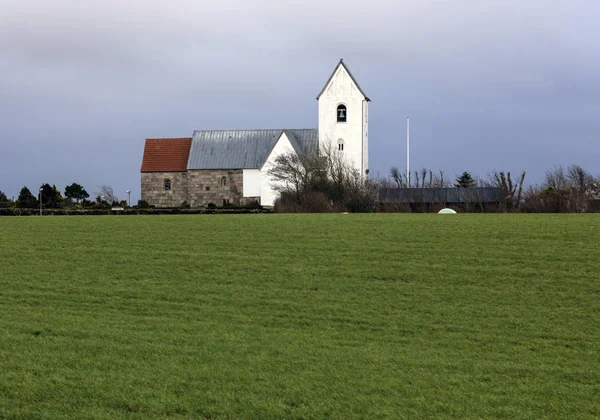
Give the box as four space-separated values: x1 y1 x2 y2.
268 146 377 213
136 200 151 209
275 191 335 213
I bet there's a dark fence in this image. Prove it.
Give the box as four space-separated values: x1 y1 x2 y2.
379 187 504 204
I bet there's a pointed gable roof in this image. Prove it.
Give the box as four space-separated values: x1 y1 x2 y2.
316 58 370 102
186 129 318 170
141 138 192 172
283 129 319 156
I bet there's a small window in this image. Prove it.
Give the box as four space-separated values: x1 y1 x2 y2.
164 178 171 191
220 176 227 188
205 186 210 191
337 139 344 151
337 104 347 123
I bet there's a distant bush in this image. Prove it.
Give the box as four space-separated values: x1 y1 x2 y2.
61 197 75 208
246 200 261 209
275 191 335 213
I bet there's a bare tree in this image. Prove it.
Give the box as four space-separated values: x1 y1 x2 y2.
566 164 593 189
545 166 570 190
266 153 309 199
268 146 377 212
389 166 406 188
413 171 420 189
388 167 450 189
543 164 596 212
420 168 427 188
435 170 449 188
490 171 526 210
96 185 119 204
475 176 490 187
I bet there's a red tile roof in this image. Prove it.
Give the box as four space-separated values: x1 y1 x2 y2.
141 138 192 172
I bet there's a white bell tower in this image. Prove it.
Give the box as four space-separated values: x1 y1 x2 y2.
317 59 370 175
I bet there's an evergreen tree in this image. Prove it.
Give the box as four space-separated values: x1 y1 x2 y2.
0 190 12 208
52 185 63 202
39 183 63 208
455 172 476 188
64 183 89 203
16 186 38 208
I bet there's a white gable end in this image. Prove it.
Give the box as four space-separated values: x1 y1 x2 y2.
322 68 361 100
317 60 369 102
259 132 297 206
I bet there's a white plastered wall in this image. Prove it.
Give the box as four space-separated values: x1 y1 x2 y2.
318 63 368 176
242 169 261 197
259 132 296 206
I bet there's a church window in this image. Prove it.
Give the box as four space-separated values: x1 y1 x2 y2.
337 104 347 123
337 139 345 151
164 178 171 191
220 176 227 188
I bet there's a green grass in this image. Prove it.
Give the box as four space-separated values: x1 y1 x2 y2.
1 214 599 419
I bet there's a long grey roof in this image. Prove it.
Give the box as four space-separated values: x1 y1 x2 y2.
316 58 370 101
379 188 504 204
187 129 318 170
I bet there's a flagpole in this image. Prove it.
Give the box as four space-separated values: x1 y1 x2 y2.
407 117 410 188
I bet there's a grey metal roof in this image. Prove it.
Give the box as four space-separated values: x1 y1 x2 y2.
316 59 370 102
283 129 319 156
187 129 318 170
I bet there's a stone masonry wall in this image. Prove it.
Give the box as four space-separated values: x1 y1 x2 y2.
187 170 259 208
141 172 188 208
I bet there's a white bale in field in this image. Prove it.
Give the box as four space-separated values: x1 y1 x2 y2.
438 208 457 214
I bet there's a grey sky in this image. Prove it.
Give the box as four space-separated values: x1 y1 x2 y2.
1 0 599 201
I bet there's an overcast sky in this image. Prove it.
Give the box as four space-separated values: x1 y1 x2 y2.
1 0 599 201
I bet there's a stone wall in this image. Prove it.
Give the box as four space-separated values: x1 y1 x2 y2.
141 172 188 208
142 170 261 208
188 169 257 208
188 169 244 207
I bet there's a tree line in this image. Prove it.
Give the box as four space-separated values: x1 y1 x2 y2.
268 146 599 212
0 184 143 209
2 162 598 213
385 164 600 212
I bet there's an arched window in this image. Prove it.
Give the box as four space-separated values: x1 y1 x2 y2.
337 139 345 151
337 104 347 122
220 176 227 188
164 178 171 191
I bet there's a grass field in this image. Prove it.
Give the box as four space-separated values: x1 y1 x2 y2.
1 214 599 418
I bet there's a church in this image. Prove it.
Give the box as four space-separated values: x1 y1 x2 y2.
140 59 370 208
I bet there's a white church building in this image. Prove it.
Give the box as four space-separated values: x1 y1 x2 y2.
140 59 370 208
